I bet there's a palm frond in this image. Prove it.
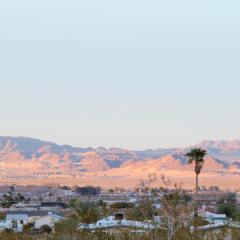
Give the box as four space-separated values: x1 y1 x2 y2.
185 148 207 174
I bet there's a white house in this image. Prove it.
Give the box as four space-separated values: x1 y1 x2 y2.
0 220 13 231
6 213 29 224
201 211 227 224
78 216 155 231
5 214 29 232
34 212 64 230
3 211 64 232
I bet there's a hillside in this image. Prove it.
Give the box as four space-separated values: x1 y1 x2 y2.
0 136 240 179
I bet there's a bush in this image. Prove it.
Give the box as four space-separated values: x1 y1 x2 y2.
217 203 237 218
40 224 52 234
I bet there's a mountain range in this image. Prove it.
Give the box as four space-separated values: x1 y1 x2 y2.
0 136 240 180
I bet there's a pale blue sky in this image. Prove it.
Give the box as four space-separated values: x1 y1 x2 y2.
0 0 240 149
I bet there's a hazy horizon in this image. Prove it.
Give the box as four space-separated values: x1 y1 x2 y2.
1 135 240 152
1 0 240 149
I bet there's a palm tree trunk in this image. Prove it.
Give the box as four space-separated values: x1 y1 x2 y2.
195 173 198 200
194 173 198 232
196 173 199 216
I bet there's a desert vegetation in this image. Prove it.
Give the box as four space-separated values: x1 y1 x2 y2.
0 175 239 239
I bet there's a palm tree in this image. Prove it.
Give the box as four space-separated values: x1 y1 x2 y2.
185 148 207 218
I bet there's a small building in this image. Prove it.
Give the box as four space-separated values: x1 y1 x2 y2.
4 211 64 232
0 220 13 231
6 214 29 232
6 213 28 225
34 212 64 230
202 211 227 224
78 216 155 231
40 202 68 210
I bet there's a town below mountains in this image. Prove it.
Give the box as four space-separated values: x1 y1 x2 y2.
0 136 239 238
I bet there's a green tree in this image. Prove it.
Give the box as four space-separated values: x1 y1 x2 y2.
217 203 236 218
53 219 80 240
71 201 100 224
69 198 78 208
0 212 6 220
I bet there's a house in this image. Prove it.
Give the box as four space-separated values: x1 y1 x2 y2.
78 216 155 231
7 210 64 221
0 220 13 231
9 203 38 212
40 202 68 210
6 213 29 232
6 213 29 225
201 211 228 224
3 211 64 232
74 186 101 196
189 211 228 232
34 212 64 230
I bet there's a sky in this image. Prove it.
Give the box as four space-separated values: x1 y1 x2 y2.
0 0 240 149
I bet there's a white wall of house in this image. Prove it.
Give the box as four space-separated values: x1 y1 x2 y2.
34 214 62 229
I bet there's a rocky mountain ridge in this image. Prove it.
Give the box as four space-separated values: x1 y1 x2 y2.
0 136 240 177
